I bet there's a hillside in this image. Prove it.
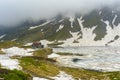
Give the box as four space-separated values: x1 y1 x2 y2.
1 7 120 46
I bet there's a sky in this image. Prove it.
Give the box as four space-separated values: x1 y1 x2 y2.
0 0 119 27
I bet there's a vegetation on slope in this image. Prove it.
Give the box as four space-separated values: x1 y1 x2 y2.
0 69 31 80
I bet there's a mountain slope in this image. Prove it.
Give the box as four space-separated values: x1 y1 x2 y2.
1 7 120 46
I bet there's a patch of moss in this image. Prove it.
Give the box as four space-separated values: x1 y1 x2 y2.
19 57 60 78
33 48 53 58
0 69 31 80
60 67 109 80
0 41 21 49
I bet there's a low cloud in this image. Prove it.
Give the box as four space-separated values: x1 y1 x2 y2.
0 0 119 27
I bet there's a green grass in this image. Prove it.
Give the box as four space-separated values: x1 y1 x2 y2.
33 48 53 58
19 57 60 78
19 56 120 80
18 48 120 80
47 41 64 47
60 67 109 80
0 69 31 80
0 41 21 49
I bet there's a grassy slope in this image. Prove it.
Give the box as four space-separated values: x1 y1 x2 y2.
0 69 31 80
0 41 120 80
19 48 120 80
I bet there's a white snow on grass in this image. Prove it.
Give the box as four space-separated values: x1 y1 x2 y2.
29 26 40 30
0 34 6 39
48 53 60 58
57 16 120 47
33 71 74 80
50 71 74 80
59 31 80 47
11 38 17 41
112 15 117 25
0 55 22 70
56 25 64 32
53 46 120 72
37 16 120 47
1 47 34 56
69 16 75 28
28 20 51 30
24 43 32 46
0 59 22 70
40 40 53 47
0 47 34 70
33 77 48 80
58 19 64 23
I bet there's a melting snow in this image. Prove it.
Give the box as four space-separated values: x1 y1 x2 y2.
58 16 120 47
69 16 75 28
53 46 120 72
56 25 64 32
28 20 51 30
112 15 117 25
33 77 48 80
24 43 32 46
2 47 34 56
40 40 53 47
0 47 34 70
33 71 74 80
60 31 80 47
0 34 6 39
50 71 74 80
48 53 60 58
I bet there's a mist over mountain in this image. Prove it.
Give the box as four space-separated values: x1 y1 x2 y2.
0 0 120 27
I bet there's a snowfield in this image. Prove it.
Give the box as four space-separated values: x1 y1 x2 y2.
2 47 34 56
40 15 120 47
0 47 34 70
53 46 120 72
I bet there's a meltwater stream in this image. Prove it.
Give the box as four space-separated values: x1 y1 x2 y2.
53 46 120 72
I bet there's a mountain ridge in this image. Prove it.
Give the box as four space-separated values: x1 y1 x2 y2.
1 7 120 46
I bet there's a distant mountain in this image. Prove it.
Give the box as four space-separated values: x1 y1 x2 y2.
1 7 120 46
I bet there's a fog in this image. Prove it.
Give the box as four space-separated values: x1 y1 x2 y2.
0 0 119 27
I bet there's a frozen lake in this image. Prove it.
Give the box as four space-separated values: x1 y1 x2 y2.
53 46 120 72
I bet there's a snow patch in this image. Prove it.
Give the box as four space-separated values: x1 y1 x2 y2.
0 34 6 39
33 71 74 80
24 43 32 46
50 71 74 80
69 16 75 28
48 53 60 58
28 20 51 30
0 58 22 70
58 17 120 47
2 47 34 56
11 38 17 41
59 31 80 47
40 40 53 47
53 46 120 72
0 47 34 70
33 77 48 80
58 19 64 23
56 25 64 32
112 15 117 26
99 11 102 15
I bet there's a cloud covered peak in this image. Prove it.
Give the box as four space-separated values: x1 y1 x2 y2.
0 0 119 26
